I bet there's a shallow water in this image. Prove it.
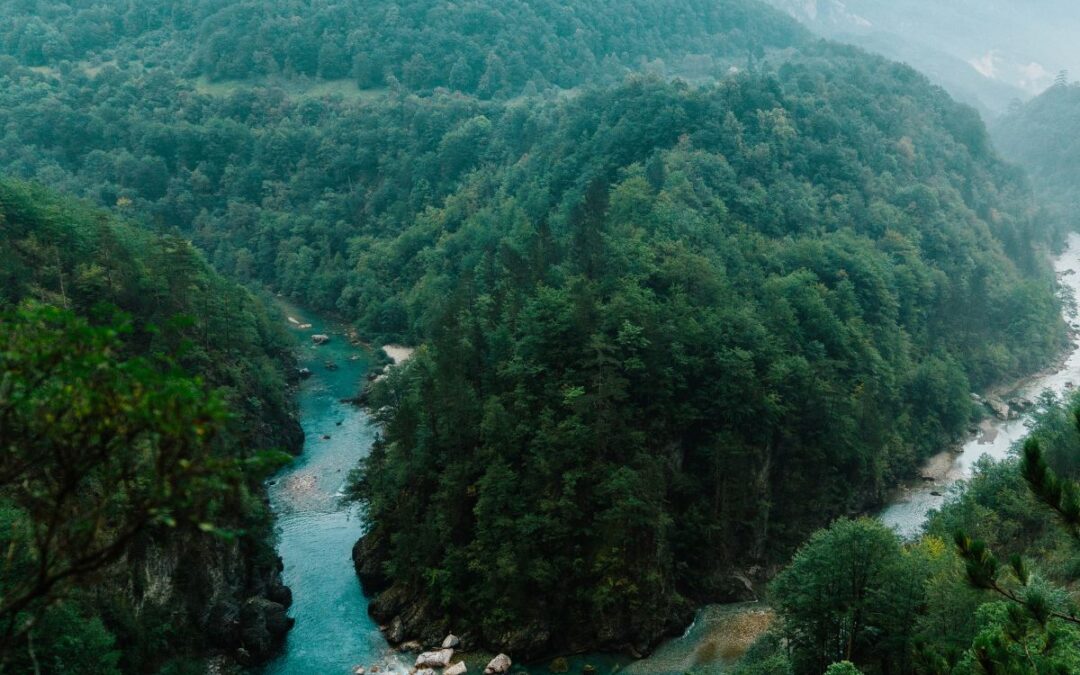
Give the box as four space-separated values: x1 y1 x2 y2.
880 233 1080 538
262 301 412 675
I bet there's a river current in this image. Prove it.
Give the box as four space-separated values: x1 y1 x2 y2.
261 235 1080 674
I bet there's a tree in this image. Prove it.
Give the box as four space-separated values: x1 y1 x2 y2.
949 425 1080 672
770 519 909 674
0 303 278 656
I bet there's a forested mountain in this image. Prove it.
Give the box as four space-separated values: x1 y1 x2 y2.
0 179 301 672
342 47 1064 656
766 0 1080 117
0 0 806 96
0 0 1070 669
992 81 1080 231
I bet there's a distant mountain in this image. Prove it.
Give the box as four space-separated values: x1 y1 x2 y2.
765 0 1080 116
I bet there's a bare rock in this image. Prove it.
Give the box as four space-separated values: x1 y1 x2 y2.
416 648 454 668
484 654 512 675
442 634 461 649
387 616 405 644
985 398 1011 420
446 662 467 675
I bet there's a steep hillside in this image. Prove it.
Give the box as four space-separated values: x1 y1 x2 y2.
0 179 302 671
346 46 1064 657
992 81 1080 230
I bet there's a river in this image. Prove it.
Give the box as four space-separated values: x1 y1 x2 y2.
261 235 1080 674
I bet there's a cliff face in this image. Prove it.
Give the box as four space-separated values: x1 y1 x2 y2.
110 527 295 664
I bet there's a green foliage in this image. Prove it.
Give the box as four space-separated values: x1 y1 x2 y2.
0 305 234 628
0 0 807 96
767 395 1080 674
0 0 1067 664
769 519 922 674
825 662 864 675
0 180 297 670
345 56 1061 653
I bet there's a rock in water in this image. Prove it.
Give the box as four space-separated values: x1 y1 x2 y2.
312 334 330 345
416 649 454 668
985 398 1011 420
484 654 512 675
446 662 467 675
442 634 461 649
416 670 436 675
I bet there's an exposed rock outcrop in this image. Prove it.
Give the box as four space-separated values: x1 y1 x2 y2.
415 649 454 668
446 661 467 675
484 654 512 675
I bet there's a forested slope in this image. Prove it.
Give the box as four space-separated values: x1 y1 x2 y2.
346 48 1064 656
0 0 806 96
992 81 1080 231
0 179 301 672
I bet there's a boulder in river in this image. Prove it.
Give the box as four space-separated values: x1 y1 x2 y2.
239 597 294 660
312 334 330 345
416 669 437 675
446 662 467 675
442 634 461 649
297 367 312 379
985 398 1011 420
484 654 512 675
416 648 454 668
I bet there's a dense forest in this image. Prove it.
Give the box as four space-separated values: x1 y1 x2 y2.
733 393 1080 674
992 80 1080 233
345 51 1064 656
0 0 805 96
0 0 1074 671
0 179 301 672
